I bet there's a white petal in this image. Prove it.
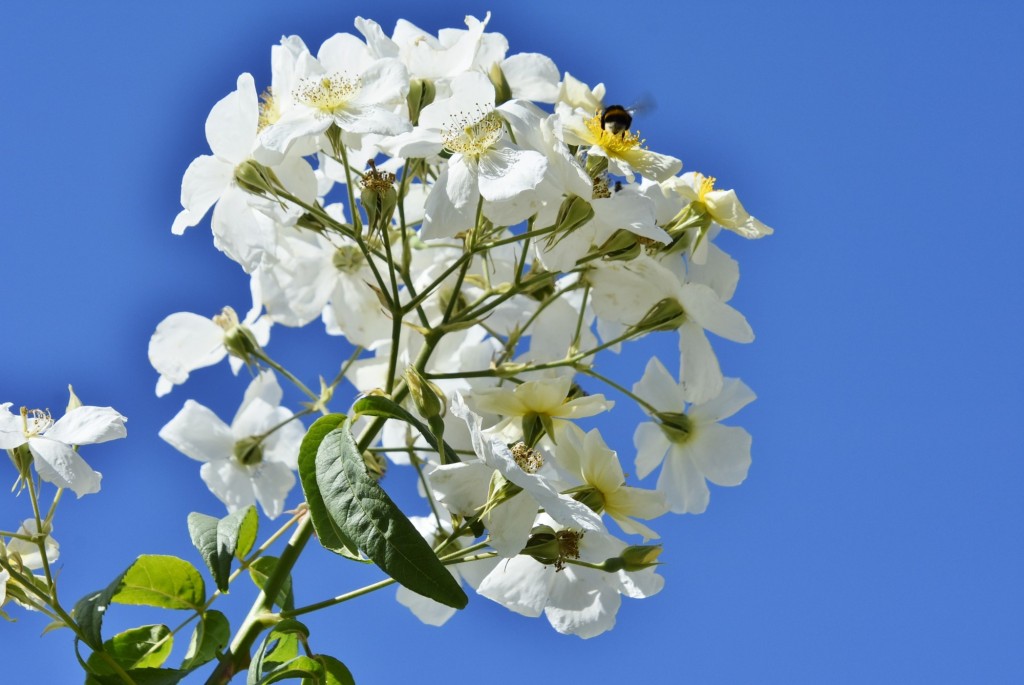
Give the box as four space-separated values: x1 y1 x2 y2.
172 155 233 235
478 147 547 202
485 491 539 558
206 73 258 163
679 283 754 343
45 406 126 445
544 569 621 638
633 357 686 410
396 585 457 627
633 422 670 480
159 400 234 463
657 448 709 515
502 53 560 102
425 461 492 515
29 438 102 497
476 554 552 617
200 461 256 514
250 461 296 519
692 377 756 423
421 168 477 240
0 403 26 449
148 312 225 388
678 322 723 405
688 423 752 487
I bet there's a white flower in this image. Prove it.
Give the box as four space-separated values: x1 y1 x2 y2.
632 357 755 514
148 297 271 397
554 423 668 539
406 71 547 239
158 372 304 518
470 375 612 441
558 105 681 182
665 172 773 239
476 515 663 638
5 519 59 570
0 399 126 497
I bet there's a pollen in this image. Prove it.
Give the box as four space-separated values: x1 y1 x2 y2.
511 441 544 474
554 529 583 571
592 176 612 199
258 88 280 131
584 114 643 156
441 107 505 158
360 160 396 194
21 407 53 437
697 174 717 203
293 73 362 116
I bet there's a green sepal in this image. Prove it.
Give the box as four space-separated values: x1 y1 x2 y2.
314 419 468 609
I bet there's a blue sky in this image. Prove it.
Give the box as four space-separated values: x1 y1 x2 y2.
2 1 1022 682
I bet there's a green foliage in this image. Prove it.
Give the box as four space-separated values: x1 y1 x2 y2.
248 556 295 611
353 394 460 464
188 505 259 592
180 610 230 671
112 555 206 611
85 624 173 674
313 419 468 609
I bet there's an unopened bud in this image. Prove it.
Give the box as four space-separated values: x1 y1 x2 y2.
488 63 513 105
618 544 663 571
406 79 436 125
66 385 82 413
632 298 687 333
212 307 263 366
233 160 281 198
554 195 595 235
404 367 445 421
598 229 642 262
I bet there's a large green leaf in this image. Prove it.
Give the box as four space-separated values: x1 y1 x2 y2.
297 414 363 560
112 555 206 611
314 419 468 609
181 610 230 671
72 570 126 649
247 620 309 685
188 506 259 592
353 395 460 464
86 624 173 675
305 655 355 685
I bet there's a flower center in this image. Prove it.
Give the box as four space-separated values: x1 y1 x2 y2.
655 411 694 445
584 114 643 156
293 74 362 115
212 306 241 333
21 408 53 437
442 108 504 158
258 88 280 131
332 245 365 274
697 174 717 203
510 441 544 474
554 529 583 571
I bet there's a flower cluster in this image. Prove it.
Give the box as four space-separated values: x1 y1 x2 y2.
154 13 772 639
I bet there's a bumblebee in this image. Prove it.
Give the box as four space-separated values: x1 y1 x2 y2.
600 104 633 136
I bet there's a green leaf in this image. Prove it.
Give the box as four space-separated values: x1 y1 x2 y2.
181 610 230 671
86 624 173 674
72 570 127 649
112 555 206 611
248 620 309 685
234 505 259 559
305 655 355 685
85 668 184 685
297 414 364 561
248 557 295 611
353 395 461 464
314 419 468 609
258 656 323 684
188 507 258 592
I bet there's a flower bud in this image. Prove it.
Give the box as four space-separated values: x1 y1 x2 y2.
404 367 445 421
553 194 595 235
618 544 663 571
66 385 82 413
233 436 264 466
363 450 387 481
213 307 264 366
406 78 436 125
488 63 513 105
233 160 281 198
598 229 643 262
631 298 687 334
7 444 33 479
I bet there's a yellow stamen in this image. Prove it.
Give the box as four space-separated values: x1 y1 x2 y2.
442 108 505 158
258 88 280 131
698 174 717 203
293 73 361 115
584 114 643 156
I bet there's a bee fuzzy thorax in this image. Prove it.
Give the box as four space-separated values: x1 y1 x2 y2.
600 104 634 135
